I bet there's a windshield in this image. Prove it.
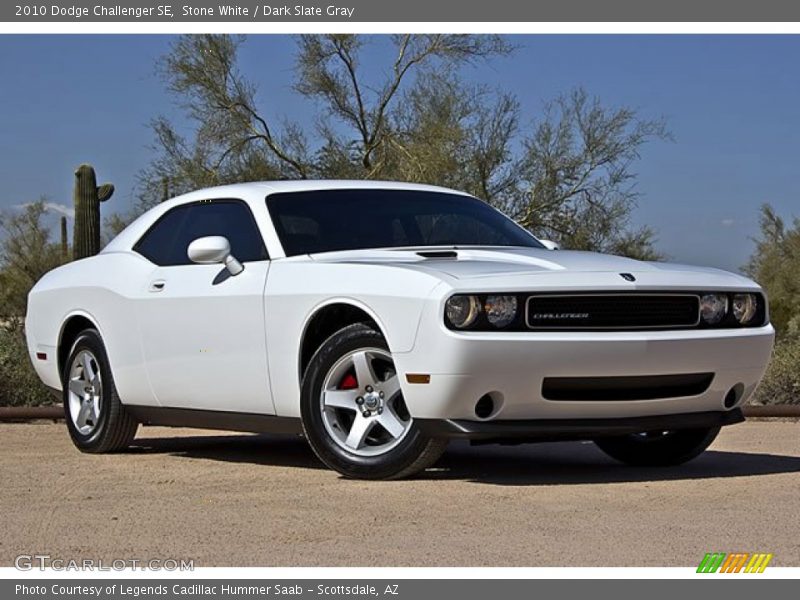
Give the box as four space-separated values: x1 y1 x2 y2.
267 189 543 256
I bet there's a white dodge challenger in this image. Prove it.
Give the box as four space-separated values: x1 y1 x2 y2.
26 181 775 479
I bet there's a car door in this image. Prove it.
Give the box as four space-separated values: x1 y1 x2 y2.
132 199 275 414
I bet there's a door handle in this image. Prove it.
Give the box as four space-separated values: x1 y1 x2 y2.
149 280 166 292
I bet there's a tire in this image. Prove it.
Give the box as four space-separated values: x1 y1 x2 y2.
300 323 447 480
62 328 138 453
593 426 721 467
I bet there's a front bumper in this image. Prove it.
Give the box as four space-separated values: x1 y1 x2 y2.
393 320 775 421
416 408 745 442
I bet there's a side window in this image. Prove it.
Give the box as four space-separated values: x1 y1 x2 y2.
133 204 192 266
179 201 268 263
134 200 268 266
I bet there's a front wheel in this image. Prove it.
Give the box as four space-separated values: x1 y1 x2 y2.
300 323 447 479
593 426 721 467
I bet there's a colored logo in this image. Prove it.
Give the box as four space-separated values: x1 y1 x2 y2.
697 552 773 573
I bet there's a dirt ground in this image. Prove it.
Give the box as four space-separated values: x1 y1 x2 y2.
1 420 799 567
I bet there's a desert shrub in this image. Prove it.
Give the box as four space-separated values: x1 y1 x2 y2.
750 335 800 405
744 204 800 404
0 201 67 406
0 326 56 407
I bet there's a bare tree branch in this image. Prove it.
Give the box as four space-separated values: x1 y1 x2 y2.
140 37 666 259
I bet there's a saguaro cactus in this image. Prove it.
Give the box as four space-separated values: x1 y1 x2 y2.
72 164 114 260
60 216 68 260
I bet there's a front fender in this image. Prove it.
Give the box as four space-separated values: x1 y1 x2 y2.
264 260 445 417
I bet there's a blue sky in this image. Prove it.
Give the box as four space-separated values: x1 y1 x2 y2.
0 35 798 272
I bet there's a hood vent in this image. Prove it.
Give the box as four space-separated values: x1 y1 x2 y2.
416 250 458 259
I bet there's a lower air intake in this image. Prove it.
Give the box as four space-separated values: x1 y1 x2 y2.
542 373 715 401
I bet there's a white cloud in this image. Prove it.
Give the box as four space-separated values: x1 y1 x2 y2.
721 218 735 227
13 202 74 218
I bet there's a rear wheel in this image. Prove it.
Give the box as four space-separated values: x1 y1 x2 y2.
301 323 447 479
63 329 138 453
594 426 720 467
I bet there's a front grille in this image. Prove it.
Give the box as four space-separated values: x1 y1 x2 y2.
525 294 700 330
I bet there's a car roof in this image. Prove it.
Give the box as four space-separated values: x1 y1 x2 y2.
165 179 472 203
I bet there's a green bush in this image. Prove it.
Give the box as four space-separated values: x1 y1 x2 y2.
750 336 800 405
0 327 57 407
0 201 68 407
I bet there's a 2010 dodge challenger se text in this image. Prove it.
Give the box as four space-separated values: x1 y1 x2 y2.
25 181 775 479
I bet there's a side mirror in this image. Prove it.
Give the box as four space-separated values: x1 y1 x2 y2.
539 239 560 251
187 236 244 276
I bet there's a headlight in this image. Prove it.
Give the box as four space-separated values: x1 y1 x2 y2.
732 293 758 324
445 295 481 329
484 295 518 328
700 293 728 324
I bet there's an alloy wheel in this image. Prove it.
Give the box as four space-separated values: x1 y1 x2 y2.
319 347 412 457
67 350 103 435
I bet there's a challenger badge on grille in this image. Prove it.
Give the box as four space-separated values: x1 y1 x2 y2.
529 312 590 320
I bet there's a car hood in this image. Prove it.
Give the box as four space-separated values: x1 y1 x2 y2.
402 247 653 278
307 247 760 290
310 247 706 277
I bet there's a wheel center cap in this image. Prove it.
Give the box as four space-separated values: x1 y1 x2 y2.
363 391 381 410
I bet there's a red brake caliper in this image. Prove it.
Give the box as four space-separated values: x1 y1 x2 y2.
339 373 358 390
